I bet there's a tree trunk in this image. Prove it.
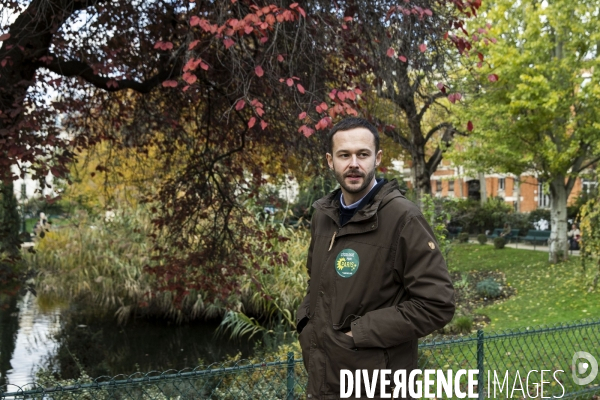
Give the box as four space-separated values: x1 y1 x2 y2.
514 177 521 212
411 150 432 209
479 172 487 205
549 176 569 263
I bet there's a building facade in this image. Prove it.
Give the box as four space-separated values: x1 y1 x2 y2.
398 160 596 212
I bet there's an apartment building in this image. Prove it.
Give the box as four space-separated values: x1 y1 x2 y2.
398 160 596 212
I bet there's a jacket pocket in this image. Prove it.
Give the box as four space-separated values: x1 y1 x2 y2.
298 320 313 371
323 329 386 395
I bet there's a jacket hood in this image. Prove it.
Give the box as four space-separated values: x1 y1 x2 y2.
312 179 405 225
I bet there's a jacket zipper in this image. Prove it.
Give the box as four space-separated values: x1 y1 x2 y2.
328 227 341 251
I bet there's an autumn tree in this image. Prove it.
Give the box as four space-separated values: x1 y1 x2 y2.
1 0 479 302
344 0 487 204
452 0 600 263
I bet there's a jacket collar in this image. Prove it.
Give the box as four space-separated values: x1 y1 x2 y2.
313 179 404 227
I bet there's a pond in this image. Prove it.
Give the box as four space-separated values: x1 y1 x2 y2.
0 287 262 389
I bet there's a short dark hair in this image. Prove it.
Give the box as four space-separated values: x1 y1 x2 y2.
327 117 379 154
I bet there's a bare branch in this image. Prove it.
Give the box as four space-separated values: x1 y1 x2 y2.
41 55 182 93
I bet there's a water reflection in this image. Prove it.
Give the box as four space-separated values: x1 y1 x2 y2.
0 289 60 389
1 291 259 387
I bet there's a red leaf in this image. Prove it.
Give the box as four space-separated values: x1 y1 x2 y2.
223 38 235 49
398 55 407 62
386 47 395 57
329 89 337 100
260 120 268 130
0 33 10 41
423 9 433 16
182 72 197 84
298 112 307 120
436 82 445 90
419 43 427 52
255 65 264 77
298 125 314 138
200 61 209 70
248 117 257 128
286 78 294 87
337 91 346 101
290 2 299 8
467 121 474 131
244 25 253 34
315 117 331 130
448 92 462 104
488 74 499 82
190 16 201 26
316 105 322 113
183 58 202 72
477 52 484 62
256 108 265 116
319 102 328 111
260 36 268 44
188 40 200 50
344 16 353 21
277 54 284 62
354 88 362 95
297 84 305 94
297 6 306 18
235 99 246 110
162 80 178 88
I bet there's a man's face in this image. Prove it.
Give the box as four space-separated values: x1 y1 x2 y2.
326 128 382 198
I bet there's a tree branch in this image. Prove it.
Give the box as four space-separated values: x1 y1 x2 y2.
417 91 447 121
41 55 182 93
424 122 453 143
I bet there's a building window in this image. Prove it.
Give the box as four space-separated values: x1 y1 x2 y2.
448 180 455 192
499 178 505 190
538 182 550 208
436 180 442 192
582 179 598 194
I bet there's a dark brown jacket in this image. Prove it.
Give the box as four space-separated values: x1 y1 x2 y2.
296 180 455 399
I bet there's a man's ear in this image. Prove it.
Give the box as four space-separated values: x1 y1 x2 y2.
326 153 334 170
375 150 383 166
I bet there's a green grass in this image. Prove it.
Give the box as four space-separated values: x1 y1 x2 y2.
450 244 600 331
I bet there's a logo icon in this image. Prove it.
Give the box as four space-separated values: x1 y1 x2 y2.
335 249 360 278
572 351 598 385
428 241 435 249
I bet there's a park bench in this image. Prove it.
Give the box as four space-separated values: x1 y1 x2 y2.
446 226 463 239
519 230 551 245
487 228 503 240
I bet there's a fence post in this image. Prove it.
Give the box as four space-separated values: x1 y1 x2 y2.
477 329 484 400
287 352 295 400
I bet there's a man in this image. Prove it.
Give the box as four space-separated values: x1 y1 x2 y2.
499 222 511 239
296 117 455 399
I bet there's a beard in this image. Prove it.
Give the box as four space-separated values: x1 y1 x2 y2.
333 163 377 195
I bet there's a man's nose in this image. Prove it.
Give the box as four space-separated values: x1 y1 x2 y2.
349 155 359 167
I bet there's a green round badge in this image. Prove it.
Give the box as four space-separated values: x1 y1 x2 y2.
335 249 360 278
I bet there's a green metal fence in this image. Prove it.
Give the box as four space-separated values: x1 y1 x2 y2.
2 319 599 399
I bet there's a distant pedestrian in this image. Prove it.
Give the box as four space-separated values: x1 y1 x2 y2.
567 224 581 250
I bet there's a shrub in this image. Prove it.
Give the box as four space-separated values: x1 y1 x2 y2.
477 234 487 245
476 278 502 298
458 232 469 243
452 315 474 334
494 237 506 249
